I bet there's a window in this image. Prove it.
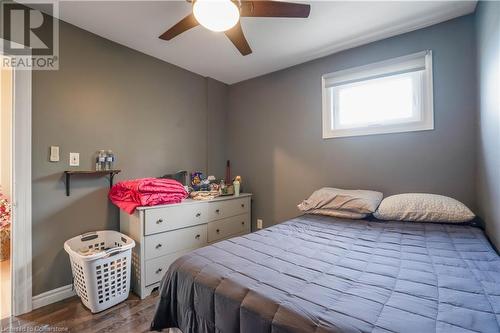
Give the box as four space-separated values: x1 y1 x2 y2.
322 51 434 139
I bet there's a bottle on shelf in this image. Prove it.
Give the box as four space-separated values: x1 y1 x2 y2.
95 152 100 171
98 150 106 171
106 150 115 170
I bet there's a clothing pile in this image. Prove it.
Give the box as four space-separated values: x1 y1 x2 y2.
109 178 188 214
190 190 220 201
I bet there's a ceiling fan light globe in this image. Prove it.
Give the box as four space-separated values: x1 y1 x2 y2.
193 0 240 32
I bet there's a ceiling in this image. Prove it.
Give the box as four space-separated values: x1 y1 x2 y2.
45 1 477 84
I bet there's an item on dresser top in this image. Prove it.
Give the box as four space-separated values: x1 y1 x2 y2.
190 172 211 191
109 178 188 214
233 175 242 196
233 181 240 196
209 181 220 192
225 160 231 185
191 172 202 186
160 170 188 186
374 193 475 223
298 187 383 219
219 180 234 196
221 187 234 196
190 190 220 201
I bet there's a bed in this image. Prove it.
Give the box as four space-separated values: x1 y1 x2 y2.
151 214 500 333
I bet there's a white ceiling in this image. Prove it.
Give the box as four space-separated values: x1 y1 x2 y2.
48 1 477 84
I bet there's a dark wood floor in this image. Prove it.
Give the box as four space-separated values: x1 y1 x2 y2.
0 291 172 333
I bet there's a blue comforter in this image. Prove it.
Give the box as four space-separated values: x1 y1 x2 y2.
152 215 500 333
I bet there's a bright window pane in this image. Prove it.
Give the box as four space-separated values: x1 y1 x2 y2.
333 72 419 128
322 51 433 139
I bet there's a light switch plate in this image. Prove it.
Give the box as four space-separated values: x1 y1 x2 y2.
69 152 80 166
49 146 59 162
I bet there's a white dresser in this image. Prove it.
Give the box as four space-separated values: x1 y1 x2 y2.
120 193 252 299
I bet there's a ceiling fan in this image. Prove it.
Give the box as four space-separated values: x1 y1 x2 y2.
159 0 311 56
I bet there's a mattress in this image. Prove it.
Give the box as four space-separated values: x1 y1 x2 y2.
151 214 500 333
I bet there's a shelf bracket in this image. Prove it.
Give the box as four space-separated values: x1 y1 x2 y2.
65 172 71 196
109 173 116 189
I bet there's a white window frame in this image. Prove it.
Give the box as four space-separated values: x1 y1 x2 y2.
322 50 434 139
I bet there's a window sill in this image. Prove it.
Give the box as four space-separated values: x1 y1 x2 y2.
323 121 434 139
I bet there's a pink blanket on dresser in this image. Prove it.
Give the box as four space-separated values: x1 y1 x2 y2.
109 178 188 214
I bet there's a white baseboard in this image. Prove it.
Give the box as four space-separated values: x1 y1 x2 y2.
32 284 76 310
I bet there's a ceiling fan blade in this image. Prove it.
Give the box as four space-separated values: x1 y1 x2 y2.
159 13 199 41
240 1 311 18
224 22 252 56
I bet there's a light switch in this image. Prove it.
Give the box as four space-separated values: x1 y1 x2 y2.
69 153 80 167
49 146 59 162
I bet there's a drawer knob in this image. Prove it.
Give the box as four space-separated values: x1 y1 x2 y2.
156 268 163 274
215 209 220 214
241 204 245 208
241 221 245 225
216 229 220 234
195 234 200 239
156 219 164 224
156 244 162 249
196 212 201 217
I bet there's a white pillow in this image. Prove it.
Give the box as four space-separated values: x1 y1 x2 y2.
374 193 475 223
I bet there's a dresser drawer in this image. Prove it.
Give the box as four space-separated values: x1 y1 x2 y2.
208 214 250 243
207 197 250 221
145 224 207 260
144 204 208 235
144 250 190 286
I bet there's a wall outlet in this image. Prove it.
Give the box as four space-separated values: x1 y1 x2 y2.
49 146 59 162
69 152 80 166
256 219 263 229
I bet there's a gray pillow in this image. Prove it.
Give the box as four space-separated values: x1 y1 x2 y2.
298 187 383 217
374 193 475 223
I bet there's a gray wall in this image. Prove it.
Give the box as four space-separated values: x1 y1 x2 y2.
32 21 227 295
227 15 478 229
207 78 229 177
476 2 500 250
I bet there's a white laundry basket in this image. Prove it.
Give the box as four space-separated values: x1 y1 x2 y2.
64 230 135 313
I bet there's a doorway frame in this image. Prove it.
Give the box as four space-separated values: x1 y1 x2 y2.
1 43 33 317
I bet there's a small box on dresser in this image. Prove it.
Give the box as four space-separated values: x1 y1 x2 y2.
120 193 252 299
